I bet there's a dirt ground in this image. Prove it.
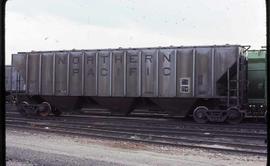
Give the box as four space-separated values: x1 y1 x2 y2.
6 127 267 166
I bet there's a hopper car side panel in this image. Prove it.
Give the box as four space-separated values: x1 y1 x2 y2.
41 53 54 95
84 51 98 96
5 65 25 103
5 66 12 92
13 46 241 98
158 49 176 97
5 65 25 93
126 50 140 97
11 45 248 123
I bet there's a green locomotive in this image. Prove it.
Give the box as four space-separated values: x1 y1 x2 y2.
247 48 267 120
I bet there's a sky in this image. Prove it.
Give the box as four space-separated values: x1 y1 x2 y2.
5 0 266 64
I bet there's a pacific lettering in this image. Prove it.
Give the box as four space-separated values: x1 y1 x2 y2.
73 68 80 75
163 67 171 76
129 68 137 76
72 57 80 64
100 68 108 76
87 68 95 76
146 68 150 76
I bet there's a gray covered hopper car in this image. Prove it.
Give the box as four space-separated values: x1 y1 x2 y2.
12 45 248 123
5 65 25 103
5 65 25 92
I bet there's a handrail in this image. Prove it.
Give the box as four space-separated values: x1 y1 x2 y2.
242 45 251 53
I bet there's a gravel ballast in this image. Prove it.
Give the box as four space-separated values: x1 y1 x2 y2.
6 127 267 166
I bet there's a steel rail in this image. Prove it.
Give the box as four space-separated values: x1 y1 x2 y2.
6 120 266 148
6 112 267 131
6 123 267 156
5 117 267 140
7 122 266 148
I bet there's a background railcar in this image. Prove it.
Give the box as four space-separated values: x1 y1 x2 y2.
247 49 267 119
5 65 25 104
8 45 249 123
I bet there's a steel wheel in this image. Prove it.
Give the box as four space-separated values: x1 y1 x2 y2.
52 107 62 116
38 102 51 117
193 106 208 124
226 108 243 124
18 101 29 116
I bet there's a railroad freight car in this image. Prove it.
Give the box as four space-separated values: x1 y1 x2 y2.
5 65 25 103
10 45 249 124
247 49 267 119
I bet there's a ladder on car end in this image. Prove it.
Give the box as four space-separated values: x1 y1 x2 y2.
226 68 239 108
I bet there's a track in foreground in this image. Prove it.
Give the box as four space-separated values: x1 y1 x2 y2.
6 112 267 156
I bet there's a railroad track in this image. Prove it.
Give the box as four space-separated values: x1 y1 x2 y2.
6 116 266 138
6 111 267 132
6 114 267 156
